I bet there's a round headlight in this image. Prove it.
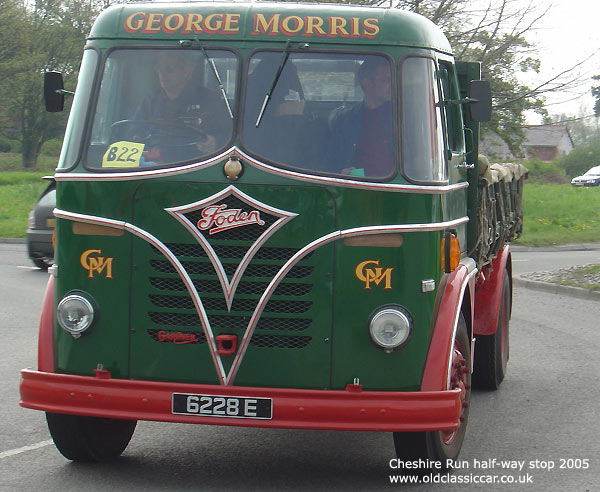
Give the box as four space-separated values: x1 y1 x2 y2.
57 294 95 338
369 307 412 351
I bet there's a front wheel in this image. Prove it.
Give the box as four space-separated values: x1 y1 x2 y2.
393 314 471 469
32 257 53 270
46 412 137 462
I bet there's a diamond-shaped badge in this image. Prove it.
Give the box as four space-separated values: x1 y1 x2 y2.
165 185 297 311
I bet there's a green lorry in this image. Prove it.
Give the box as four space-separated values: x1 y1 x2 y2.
20 1 526 466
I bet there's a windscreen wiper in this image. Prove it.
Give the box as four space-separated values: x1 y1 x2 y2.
201 44 234 119
182 39 234 119
255 39 292 128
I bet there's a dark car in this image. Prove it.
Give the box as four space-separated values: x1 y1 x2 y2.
26 177 56 269
571 166 600 187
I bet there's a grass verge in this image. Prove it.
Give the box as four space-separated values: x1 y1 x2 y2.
0 153 57 173
0 152 57 237
2 158 600 246
515 184 600 246
0 182 48 237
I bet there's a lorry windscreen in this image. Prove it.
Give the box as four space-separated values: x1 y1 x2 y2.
82 48 447 184
85 48 237 169
242 52 396 180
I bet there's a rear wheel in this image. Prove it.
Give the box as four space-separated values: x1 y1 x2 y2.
393 314 471 469
473 270 510 390
46 412 136 462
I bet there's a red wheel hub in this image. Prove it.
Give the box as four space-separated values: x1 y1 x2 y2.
441 341 470 445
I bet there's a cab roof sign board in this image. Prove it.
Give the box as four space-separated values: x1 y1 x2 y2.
89 1 452 53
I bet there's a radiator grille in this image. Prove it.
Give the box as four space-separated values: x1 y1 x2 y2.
147 328 311 349
149 277 313 297
153 243 306 261
149 312 311 331
150 259 313 278
146 240 316 349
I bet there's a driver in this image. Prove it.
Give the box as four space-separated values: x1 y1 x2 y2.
133 50 232 164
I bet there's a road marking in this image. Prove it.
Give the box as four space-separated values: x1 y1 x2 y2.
16 265 39 270
0 440 53 459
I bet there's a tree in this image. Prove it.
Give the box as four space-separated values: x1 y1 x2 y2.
0 0 585 165
556 144 600 178
391 1 561 153
0 1 34 82
312 0 583 154
546 112 600 148
0 1 94 167
592 75 600 118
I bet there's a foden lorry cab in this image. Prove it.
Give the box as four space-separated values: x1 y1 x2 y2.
21 1 525 465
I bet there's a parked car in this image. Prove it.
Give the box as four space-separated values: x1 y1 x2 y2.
26 177 56 269
571 166 600 187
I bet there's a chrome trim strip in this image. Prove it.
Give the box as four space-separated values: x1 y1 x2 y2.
54 148 231 182
164 185 297 311
55 208 469 386
226 217 470 385
236 148 468 194
53 209 228 385
445 259 478 390
55 147 468 194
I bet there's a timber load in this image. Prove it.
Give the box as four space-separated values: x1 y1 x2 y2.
471 155 529 269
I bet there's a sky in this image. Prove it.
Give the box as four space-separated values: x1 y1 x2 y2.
137 0 599 122
523 0 600 121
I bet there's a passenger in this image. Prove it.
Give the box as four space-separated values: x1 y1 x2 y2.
133 50 231 164
327 57 394 178
243 56 336 173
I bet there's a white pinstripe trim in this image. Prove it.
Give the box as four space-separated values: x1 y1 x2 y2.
164 185 297 311
53 209 227 385
235 148 468 194
54 147 468 195
55 208 468 386
445 258 478 390
54 148 230 181
226 216 470 385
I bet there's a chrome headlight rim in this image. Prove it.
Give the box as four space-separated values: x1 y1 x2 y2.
56 291 96 338
368 304 413 352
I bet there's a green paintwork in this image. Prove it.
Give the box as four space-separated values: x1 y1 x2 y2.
54 171 450 390
51 1 472 392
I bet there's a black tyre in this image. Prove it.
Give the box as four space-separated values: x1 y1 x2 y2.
46 412 137 462
32 257 52 270
393 314 471 469
472 270 510 390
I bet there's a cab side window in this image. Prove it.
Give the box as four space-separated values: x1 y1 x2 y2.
438 61 465 154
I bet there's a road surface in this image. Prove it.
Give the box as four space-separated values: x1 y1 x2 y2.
1 243 598 491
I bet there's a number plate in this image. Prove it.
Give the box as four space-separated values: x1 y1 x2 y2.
172 393 272 419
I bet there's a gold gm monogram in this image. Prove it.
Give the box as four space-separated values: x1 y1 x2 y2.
80 249 114 279
355 260 394 289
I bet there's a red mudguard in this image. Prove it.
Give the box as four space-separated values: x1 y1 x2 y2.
38 275 55 373
421 263 475 391
473 245 511 336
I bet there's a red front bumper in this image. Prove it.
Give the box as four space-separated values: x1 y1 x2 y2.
20 369 461 432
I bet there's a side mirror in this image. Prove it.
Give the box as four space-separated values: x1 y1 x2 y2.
44 72 65 112
468 80 492 122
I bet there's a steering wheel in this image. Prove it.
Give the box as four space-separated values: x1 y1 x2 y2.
110 118 208 148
